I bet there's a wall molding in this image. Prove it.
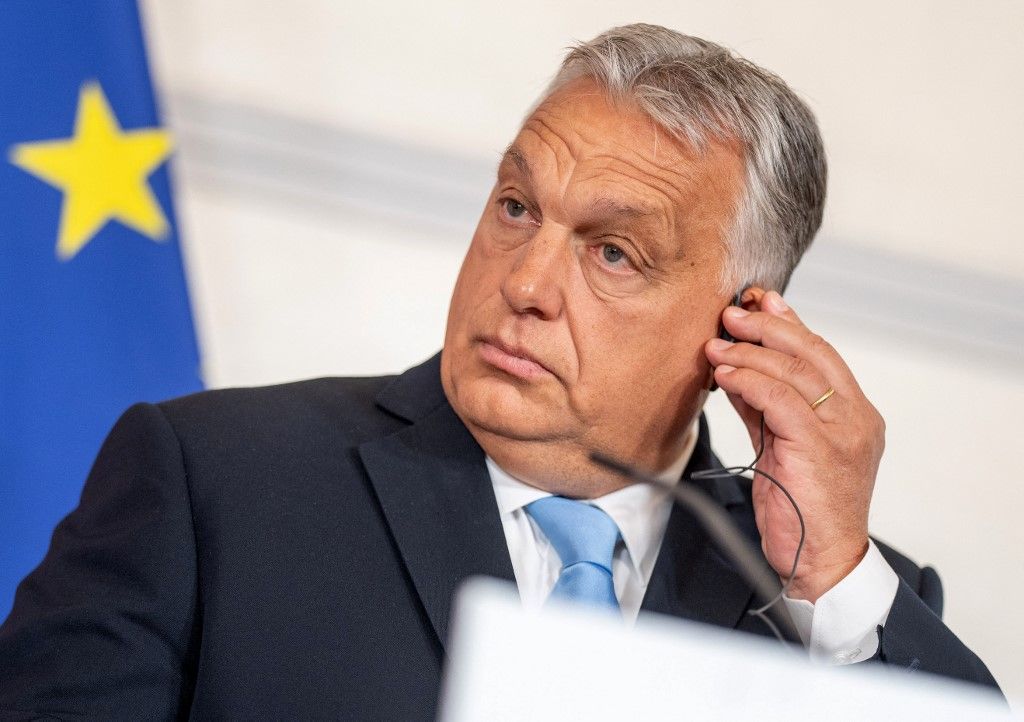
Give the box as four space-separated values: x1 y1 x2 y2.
164 91 1023 368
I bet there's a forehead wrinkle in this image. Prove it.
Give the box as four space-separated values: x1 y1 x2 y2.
522 102 683 203
534 93 698 198
520 118 676 220
568 169 671 221
588 151 696 203
527 80 710 198
538 112 699 211
516 118 589 210
570 163 680 231
522 114 582 198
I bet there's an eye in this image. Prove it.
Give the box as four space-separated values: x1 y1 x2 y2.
602 244 625 263
596 241 636 273
498 197 537 226
504 199 527 218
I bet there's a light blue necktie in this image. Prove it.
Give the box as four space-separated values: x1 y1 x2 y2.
525 496 622 611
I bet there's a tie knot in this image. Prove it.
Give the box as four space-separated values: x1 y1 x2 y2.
525 496 621 574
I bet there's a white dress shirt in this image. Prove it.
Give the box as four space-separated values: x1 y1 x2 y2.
486 421 900 665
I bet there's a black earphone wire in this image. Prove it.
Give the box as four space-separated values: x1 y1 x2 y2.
688 412 806 644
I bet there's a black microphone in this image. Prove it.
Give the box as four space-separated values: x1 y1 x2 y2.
589 450 802 645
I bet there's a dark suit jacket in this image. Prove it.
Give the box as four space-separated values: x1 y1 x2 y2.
0 353 1001 720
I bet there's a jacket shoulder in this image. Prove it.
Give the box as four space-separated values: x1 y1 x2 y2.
155 374 404 449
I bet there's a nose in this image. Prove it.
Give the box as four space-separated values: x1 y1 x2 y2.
500 226 567 320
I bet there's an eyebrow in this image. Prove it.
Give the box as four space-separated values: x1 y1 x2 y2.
587 196 658 221
499 144 533 182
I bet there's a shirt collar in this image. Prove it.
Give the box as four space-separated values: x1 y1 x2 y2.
487 419 699 580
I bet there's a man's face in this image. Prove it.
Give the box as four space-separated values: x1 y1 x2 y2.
441 77 745 490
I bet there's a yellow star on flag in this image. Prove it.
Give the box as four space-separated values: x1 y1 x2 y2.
9 81 174 260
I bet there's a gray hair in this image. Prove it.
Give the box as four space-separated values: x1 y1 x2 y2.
538 23 827 292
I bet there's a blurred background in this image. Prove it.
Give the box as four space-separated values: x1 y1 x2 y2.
3 0 1022 703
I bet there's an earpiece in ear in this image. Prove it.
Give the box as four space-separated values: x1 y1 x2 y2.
710 291 745 392
719 291 743 344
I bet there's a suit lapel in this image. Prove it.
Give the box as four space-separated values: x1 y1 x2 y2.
359 355 515 651
361 355 789 646
640 417 763 632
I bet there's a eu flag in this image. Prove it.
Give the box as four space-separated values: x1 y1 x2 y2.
0 2 203 616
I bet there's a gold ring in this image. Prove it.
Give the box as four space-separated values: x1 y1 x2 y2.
810 387 836 410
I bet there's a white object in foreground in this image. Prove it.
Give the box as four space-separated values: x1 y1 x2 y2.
439 578 1012 722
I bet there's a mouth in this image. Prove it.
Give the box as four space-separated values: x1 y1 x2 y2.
476 337 553 381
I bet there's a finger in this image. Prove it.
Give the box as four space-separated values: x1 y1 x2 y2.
720 381 763 446
712 364 765 449
713 364 820 441
706 339 835 411
721 306 859 395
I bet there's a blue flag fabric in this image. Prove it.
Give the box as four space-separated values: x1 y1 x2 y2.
0 2 203 617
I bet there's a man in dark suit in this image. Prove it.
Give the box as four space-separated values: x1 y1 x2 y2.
0 23 1002 719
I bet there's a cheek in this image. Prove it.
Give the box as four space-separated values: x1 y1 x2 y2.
567 303 651 399
447 239 512 330
568 296 715 405
454 235 497 293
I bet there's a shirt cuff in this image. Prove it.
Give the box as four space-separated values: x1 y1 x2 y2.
782 539 900 665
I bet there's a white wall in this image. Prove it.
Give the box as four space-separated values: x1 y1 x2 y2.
143 0 1023 702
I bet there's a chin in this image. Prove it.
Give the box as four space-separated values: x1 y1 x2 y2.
450 373 575 444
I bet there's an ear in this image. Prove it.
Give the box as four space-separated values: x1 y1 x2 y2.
739 286 767 312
